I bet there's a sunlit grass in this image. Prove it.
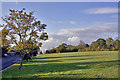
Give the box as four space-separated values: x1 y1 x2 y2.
2 51 118 78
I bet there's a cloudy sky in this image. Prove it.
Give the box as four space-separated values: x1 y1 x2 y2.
1 2 118 52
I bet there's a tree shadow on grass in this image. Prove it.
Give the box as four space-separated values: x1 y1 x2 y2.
22 59 119 73
30 60 61 63
35 53 112 60
19 59 119 78
35 55 92 60
31 57 102 63
75 60 119 65
60 57 102 61
2 57 119 79
35 57 61 59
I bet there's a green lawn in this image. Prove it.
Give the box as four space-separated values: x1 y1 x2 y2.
2 51 119 78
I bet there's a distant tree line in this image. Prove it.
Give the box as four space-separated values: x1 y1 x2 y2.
45 38 119 54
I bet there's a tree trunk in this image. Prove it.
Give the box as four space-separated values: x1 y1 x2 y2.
19 59 23 69
19 54 26 69
19 53 31 69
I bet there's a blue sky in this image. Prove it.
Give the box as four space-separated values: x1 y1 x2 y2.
1 2 118 51
2 2 118 33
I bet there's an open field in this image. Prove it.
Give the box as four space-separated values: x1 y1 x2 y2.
2 51 119 78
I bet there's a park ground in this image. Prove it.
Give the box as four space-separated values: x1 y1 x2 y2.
2 51 119 79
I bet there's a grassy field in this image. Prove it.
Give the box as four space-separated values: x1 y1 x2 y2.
2 51 119 78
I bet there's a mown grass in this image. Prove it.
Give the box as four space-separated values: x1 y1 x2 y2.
2 51 119 78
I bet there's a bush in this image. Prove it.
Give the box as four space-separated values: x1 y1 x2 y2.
104 49 109 51
78 49 82 52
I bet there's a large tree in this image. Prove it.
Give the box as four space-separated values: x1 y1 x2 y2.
0 8 48 69
96 38 106 49
112 40 119 50
57 43 67 53
106 37 113 49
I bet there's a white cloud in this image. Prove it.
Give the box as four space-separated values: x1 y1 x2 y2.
69 21 78 25
84 7 118 14
44 37 53 43
58 22 117 39
68 36 80 44
52 20 80 25
41 33 68 52
41 22 118 52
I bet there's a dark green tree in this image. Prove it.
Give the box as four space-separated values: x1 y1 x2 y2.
83 44 89 48
57 43 67 53
90 41 98 51
112 40 119 50
96 38 106 50
106 37 114 49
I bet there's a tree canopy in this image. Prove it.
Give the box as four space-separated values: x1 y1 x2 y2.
46 37 119 54
0 8 48 56
0 8 49 69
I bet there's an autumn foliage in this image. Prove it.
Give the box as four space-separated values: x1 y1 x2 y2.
1 8 48 56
